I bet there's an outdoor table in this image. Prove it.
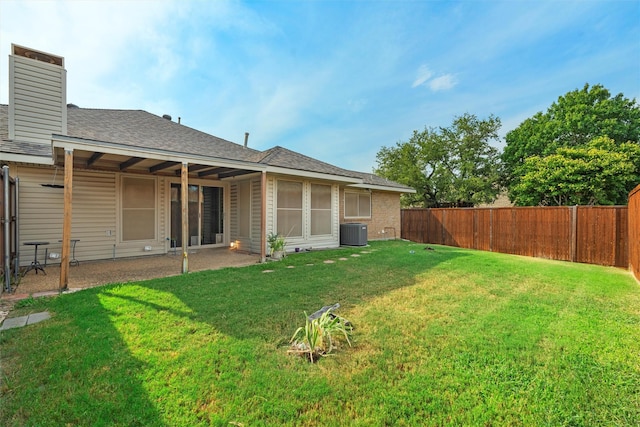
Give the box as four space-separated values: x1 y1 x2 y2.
59 239 80 266
23 241 49 275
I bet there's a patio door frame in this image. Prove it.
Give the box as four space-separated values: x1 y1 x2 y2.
168 179 230 250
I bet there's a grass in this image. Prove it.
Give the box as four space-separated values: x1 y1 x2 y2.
1 240 639 426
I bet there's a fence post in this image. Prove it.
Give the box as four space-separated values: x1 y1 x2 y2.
489 208 493 252
570 205 577 262
441 209 446 245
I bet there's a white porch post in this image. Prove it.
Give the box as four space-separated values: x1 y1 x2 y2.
59 148 73 291
181 162 189 274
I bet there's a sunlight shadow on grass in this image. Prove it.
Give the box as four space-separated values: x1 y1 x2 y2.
0 290 167 426
143 241 468 341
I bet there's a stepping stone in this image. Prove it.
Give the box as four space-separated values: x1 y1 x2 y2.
26 311 51 325
306 264 314 266
351 254 361 257
0 311 51 331
339 257 348 261
287 265 295 269
0 315 27 330
323 260 335 264
262 270 275 273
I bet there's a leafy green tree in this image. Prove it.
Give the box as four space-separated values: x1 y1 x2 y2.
502 83 640 194
375 113 502 207
510 137 640 206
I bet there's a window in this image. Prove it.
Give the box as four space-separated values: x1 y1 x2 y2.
277 180 303 237
311 183 332 235
122 177 156 241
345 191 371 218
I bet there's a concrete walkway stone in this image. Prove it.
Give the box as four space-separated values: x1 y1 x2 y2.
26 311 51 325
0 311 50 331
0 316 27 330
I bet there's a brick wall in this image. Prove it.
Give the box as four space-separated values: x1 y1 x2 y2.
339 188 401 241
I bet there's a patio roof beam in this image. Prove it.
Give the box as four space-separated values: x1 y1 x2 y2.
119 157 144 171
188 164 213 173
149 161 179 173
198 167 234 178
86 152 104 167
218 170 256 179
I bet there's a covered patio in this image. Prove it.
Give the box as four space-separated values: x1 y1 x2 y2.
13 247 260 295
49 133 268 291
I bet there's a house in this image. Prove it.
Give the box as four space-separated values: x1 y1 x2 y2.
0 44 414 288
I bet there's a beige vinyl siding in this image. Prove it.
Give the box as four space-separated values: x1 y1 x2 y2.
229 179 258 252
17 166 116 265
17 166 167 265
230 181 254 251
9 55 66 145
18 167 64 260
66 170 117 261
266 176 276 239
230 182 239 243
250 178 262 253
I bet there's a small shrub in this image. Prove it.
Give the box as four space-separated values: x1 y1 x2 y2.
267 232 286 257
289 309 352 362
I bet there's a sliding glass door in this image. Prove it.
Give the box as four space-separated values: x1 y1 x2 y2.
171 184 224 247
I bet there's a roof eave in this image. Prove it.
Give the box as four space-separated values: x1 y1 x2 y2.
265 165 363 184
51 134 266 171
347 183 416 193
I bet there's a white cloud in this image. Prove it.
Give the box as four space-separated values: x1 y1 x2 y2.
412 64 433 88
429 74 457 91
0 0 182 104
412 65 457 92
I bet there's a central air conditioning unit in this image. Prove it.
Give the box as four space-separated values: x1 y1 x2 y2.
340 223 368 246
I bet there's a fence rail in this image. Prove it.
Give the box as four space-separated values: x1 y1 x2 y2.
401 206 628 268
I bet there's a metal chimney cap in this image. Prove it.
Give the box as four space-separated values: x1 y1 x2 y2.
162 114 172 121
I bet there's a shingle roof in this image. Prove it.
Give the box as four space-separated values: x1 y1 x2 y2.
66 108 260 162
251 146 413 190
252 146 360 178
0 104 413 191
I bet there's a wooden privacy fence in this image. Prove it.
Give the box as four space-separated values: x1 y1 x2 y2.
629 185 640 281
401 206 628 268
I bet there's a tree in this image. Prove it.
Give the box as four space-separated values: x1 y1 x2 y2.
502 84 640 195
510 137 640 206
375 113 502 207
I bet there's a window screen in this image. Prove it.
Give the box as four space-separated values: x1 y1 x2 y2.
345 191 371 218
277 180 302 237
122 177 155 241
311 183 331 235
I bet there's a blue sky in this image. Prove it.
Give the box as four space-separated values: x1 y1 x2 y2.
1 0 638 173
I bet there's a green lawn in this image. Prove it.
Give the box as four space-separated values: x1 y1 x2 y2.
1 240 639 426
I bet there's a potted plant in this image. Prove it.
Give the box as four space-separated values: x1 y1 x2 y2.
267 232 286 260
